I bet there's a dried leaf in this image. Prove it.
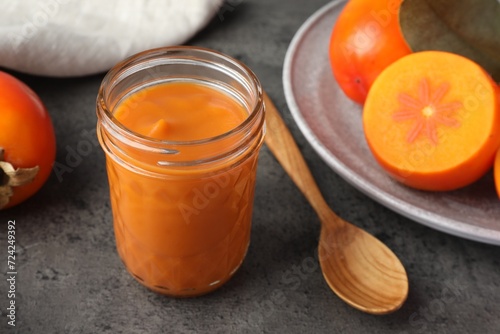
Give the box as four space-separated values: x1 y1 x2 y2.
400 0 500 81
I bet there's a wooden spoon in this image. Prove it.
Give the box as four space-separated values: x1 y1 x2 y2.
263 92 408 315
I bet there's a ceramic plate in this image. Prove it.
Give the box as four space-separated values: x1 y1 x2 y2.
283 0 500 245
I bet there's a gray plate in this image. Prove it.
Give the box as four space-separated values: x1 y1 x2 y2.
283 0 500 245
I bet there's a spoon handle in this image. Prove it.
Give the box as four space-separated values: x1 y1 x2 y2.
263 92 330 218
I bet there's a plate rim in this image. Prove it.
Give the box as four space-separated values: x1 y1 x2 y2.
282 0 500 245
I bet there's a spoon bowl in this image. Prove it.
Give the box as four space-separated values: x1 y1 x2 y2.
263 92 408 314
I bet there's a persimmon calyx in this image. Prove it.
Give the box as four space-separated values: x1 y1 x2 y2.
0 147 39 209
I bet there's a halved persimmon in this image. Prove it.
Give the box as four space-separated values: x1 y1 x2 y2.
363 51 500 191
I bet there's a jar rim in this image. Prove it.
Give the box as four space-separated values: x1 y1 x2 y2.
97 45 264 147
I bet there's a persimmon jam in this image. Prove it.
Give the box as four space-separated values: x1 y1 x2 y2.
105 81 261 296
114 82 248 141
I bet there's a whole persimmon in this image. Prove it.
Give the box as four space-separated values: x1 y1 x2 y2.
329 0 411 104
0 71 56 209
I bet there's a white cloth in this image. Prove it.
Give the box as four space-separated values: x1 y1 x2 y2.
0 0 223 77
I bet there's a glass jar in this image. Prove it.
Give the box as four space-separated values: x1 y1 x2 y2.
96 46 265 297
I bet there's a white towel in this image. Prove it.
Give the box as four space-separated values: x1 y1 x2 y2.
0 0 224 77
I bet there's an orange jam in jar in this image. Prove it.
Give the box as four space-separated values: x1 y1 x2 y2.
96 47 265 296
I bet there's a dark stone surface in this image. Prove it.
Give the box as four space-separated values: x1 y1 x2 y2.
1 0 500 333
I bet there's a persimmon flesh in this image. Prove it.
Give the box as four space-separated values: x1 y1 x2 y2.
363 51 500 191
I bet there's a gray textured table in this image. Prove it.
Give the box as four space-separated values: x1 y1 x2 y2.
1 0 499 333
